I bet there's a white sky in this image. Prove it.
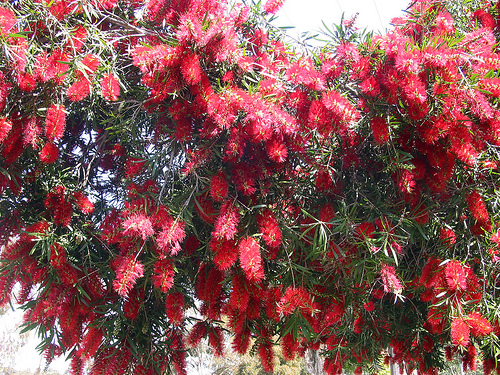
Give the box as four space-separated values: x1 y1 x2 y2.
1 1 410 374
273 0 410 38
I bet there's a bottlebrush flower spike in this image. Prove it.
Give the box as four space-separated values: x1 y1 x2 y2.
263 0 285 14
210 171 229 202
40 142 59 164
187 321 207 347
157 216 186 255
210 237 239 270
371 116 389 144
123 286 144 320
238 237 264 282
444 260 467 291
112 255 144 297
208 326 224 357
213 201 240 240
101 73 120 101
380 263 403 294
67 78 91 102
166 292 184 326
45 104 66 141
467 312 493 337
451 317 470 347
466 190 489 224
0 7 17 36
257 209 282 250
228 273 250 311
151 255 174 292
72 191 94 214
0 118 11 143
122 213 154 240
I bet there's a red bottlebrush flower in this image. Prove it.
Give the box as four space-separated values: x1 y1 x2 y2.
123 213 154 240
125 157 145 178
40 142 59 164
263 0 285 14
0 117 12 143
101 73 120 101
54 199 73 227
151 256 174 293
184 235 199 256
451 317 470 347
467 311 493 337
466 190 489 224
181 52 202 85
77 326 103 359
210 237 238 270
112 255 144 297
281 333 299 361
123 286 144 320
72 191 94 214
81 54 101 74
228 273 250 311
68 25 87 52
70 355 84 375
0 7 17 36
157 216 186 255
266 137 288 163
45 104 66 141
371 116 389 144
166 292 184 326
210 171 229 202
356 221 376 240
17 72 36 92
353 315 364 334
238 237 264 282
440 228 456 248
257 209 282 250
67 78 91 102
187 322 207 348
278 287 311 316
208 326 224 357
213 201 240 241
258 342 275 373
380 263 403 294
473 9 495 29
363 300 375 312
444 260 467 291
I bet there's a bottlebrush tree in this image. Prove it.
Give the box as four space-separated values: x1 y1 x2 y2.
1 0 500 374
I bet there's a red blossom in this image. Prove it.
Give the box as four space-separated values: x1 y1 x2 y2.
123 213 154 240
451 317 470 347
444 260 467 291
101 73 120 101
67 78 91 102
151 256 174 293
72 191 94 214
263 0 285 14
213 201 240 240
0 7 17 36
45 104 66 141
210 171 229 202
371 116 389 144
467 311 493 337
380 263 403 294
238 237 264 282
112 256 144 297
165 292 184 326
40 142 59 164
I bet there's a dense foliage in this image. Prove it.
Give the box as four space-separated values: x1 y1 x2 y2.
1 0 500 374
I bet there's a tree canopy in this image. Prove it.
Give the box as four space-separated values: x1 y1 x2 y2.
1 0 500 374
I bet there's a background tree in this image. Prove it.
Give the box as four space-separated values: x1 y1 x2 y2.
1 0 500 374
